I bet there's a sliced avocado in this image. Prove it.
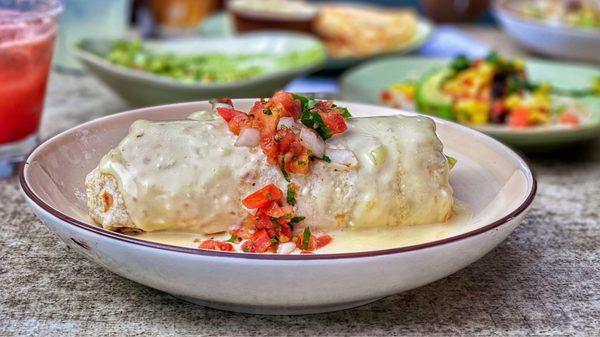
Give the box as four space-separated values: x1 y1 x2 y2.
415 67 456 121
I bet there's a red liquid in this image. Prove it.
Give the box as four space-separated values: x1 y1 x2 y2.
0 12 56 145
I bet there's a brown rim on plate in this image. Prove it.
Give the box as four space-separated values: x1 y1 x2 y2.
19 103 537 261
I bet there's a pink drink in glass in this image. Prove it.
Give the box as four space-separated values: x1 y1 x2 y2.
0 1 61 177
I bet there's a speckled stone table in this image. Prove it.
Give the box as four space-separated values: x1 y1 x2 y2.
2 29 600 336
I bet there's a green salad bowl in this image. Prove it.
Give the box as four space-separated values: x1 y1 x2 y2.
340 57 600 150
75 32 326 106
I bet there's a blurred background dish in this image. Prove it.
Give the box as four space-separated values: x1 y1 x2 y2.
503 0 600 29
420 0 491 22
494 0 600 63
228 0 318 34
200 1 433 70
340 56 600 149
151 0 220 36
75 32 325 105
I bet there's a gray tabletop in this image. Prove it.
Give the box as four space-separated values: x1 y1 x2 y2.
1 29 600 336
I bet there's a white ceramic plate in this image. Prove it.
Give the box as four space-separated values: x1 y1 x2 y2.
493 0 600 63
20 100 536 315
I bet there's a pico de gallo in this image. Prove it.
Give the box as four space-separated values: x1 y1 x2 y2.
198 91 352 254
213 91 355 176
381 52 597 129
198 183 332 254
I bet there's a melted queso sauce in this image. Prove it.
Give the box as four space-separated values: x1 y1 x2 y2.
131 200 471 254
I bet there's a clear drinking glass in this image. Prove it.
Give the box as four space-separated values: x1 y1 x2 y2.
0 0 61 178
53 0 130 71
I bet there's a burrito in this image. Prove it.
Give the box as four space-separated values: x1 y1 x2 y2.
86 93 453 237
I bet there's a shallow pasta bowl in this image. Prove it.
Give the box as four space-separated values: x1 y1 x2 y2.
20 100 536 315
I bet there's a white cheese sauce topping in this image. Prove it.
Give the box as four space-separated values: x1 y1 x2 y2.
98 114 453 234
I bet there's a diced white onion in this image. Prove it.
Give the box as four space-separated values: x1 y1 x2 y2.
211 102 232 112
277 117 295 130
300 126 325 158
325 148 358 168
277 242 297 255
235 128 260 147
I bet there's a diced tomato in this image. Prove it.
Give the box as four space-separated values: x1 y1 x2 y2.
295 232 318 251
251 229 272 253
509 107 530 128
248 101 263 117
255 103 282 138
242 184 284 209
278 206 294 220
276 128 297 153
291 99 303 119
228 114 253 135
317 109 347 134
279 224 293 242
211 97 233 106
285 143 310 175
314 100 333 110
241 240 255 253
317 235 332 248
229 228 253 241
242 215 257 230
198 239 234 252
264 202 285 218
270 90 295 116
380 90 392 102
253 211 270 230
558 112 580 126
216 107 244 123
260 136 280 165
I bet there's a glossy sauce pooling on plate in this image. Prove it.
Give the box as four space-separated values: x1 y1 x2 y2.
133 200 470 254
97 114 453 234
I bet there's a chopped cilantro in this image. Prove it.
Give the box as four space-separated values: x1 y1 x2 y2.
288 216 305 230
263 109 272 115
302 227 311 250
270 237 279 245
450 54 471 72
242 246 250 252
336 106 352 119
286 184 296 206
289 216 305 224
322 155 331 163
307 99 319 109
301 107 333 139
294 93 352 138
225 234 238 243
485 51 500 65
270 217 282 230
280 157 290 182
292 93 309 107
